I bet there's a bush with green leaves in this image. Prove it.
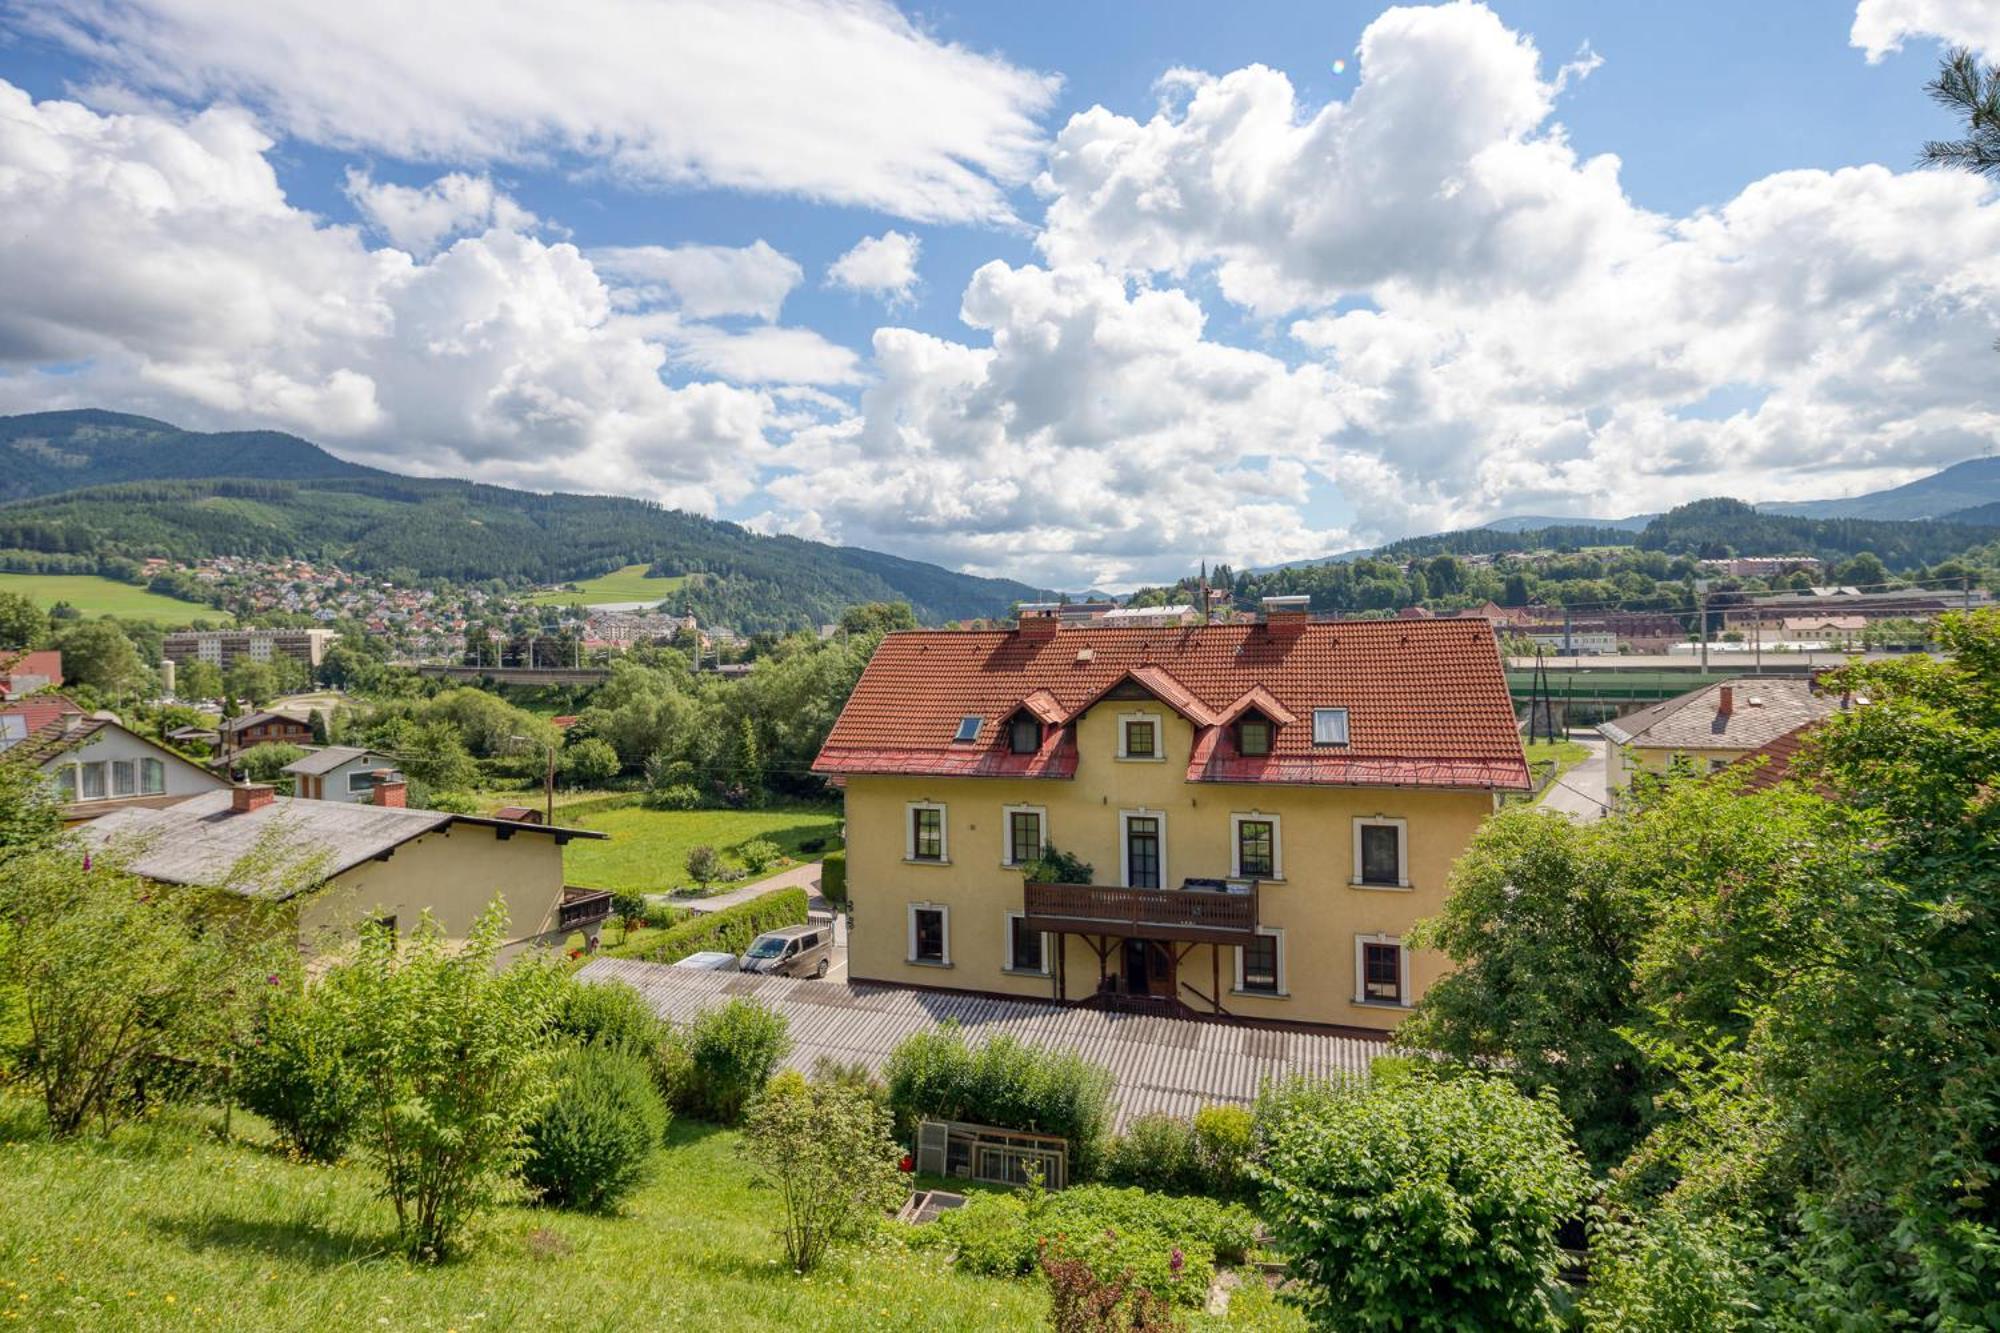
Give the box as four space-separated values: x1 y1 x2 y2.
737 838 781 874
819 850 847 905
521 1043 670 1211
236 741 308 783
560 736 622 786
1105 1112 1195 1193
610 890 648 927
609 887 807 964
643 782 703 811
1190 1105 1254 1200
684 844 723 890
1018 844 1093 885
742 1069 904 1272
1253 1070 1591 1331
327 905 563 1259
547 976 683 1099
681 998 791 1124
235 986 360 1162
884 1026 1115 1178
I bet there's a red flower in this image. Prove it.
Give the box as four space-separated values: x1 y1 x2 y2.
899 1154 914 1173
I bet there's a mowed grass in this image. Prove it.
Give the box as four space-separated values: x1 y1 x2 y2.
527 563 688 606
0 1105 1047 1332
0 572 217 622
562 805 843 893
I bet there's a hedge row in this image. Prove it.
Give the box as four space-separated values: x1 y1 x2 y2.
819 851 847 906
605 888 811 964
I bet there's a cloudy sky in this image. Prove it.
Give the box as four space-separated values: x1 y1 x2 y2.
2 0 1998 589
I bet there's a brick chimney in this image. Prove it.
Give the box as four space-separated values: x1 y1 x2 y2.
1016 602 1062 640
371 772 407 808
231 784 275 814
1262 594 1311 627
1717 685 1734 717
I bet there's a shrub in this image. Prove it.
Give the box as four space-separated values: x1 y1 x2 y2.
237 741 308 782
684 844 723 890
644 782 703 811
235 987 360 1162
737 838 781 874
560 737 621 787
1106 1113 1195 1194
800 837 827 854
547 977 684 1098
810 1054 888 1111
1191 1105 1254 1200
682 998 791 1124
612 888 809 964
742 1070 905 1272
819 850 847 905
521 1043 670 1211
1253 1070 1592 1331
610 890 648 927
420 789 481 814
884 1026 1115 1179
329 906 563 1259
643 902 695 931
1019 844 1094 885
1041 1241 1186 1333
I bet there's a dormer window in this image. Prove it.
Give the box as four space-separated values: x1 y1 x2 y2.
1121 717 1159 759
953 715 982 743
1312 707 1349 746
1009 714 1042 754
1238 716 1272 757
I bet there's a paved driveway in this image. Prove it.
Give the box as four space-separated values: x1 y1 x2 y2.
1538 735 1612 822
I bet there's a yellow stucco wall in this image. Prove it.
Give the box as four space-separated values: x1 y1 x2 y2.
843 701 1496 1032
292 822 568 960
1608 742 1751 792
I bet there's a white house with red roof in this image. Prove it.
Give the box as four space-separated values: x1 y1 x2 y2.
814 598 1528 1033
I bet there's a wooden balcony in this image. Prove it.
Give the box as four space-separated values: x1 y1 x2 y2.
1023 878 1259 945
558 886 615 933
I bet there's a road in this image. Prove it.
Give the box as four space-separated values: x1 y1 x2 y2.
1537 734 1612 822
653 859 850 981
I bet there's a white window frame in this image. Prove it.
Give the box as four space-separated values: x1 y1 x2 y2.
907 902 951 967
1118 808 1168 889
111 759 137 797
347 770 379 794
1233 926 1288 997
905 801 949 864
79 761 107 801
1312 707 1350 746
140 757 165 796
1230 811 1283 880
1116 711 1164 762
52 764 77 802
1002 910 1051 976
1002 804 1048 867
1353 932 1412 1008
1352 816 1410 889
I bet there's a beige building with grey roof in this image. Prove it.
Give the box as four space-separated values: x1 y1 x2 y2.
85 782 614 959
1599 677 1840 794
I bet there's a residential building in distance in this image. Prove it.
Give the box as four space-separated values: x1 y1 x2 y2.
2 706 229 821
0 649 62 699
282 746 403 802
814 600 1530 1033
219 710 315 754
162 628 338 670
87 781 613 958
1598 677 1841 792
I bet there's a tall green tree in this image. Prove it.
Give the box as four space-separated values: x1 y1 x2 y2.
1923 47 2000 177
0 590 45 650
52 619 145 695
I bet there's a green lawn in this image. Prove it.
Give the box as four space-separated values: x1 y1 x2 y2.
0 1104 1049 1332
562 805 843 894
527 563 688 607
0 572 218 623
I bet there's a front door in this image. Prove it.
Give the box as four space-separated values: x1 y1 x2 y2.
1125 816 1161 889
1122 938 1175 998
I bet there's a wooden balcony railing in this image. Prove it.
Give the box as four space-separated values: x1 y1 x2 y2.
558 886 614 932
1023 878 1259 943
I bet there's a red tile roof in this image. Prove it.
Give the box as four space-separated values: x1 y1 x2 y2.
816 620 1530 791
1 693 86 737
1727 721 1824 793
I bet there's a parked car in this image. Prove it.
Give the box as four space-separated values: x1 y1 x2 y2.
739 923 834 978
673 950 738 971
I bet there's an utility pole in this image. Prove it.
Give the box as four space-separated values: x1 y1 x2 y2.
1563 603 1573 657
1695 582 1710 674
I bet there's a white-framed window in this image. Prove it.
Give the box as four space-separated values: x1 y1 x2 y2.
1354 933 1411 1007
53 765 77 802
1119 809 1167 889
1312 707 1350 746
1002 804 1047 866
1234 926 1287 996
79 762 107 801
908 902 950 966
1002 910 1050 975
1352 816 1409 888
347 770 379 794
140 758 165 795
1230 812 1281 879
1117 712 1163 761
111 760 137 797
906 801 948 863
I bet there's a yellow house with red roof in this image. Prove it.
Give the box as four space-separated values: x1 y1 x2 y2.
814 599 1529 1033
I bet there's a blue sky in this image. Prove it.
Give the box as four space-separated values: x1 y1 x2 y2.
0 1 1994 588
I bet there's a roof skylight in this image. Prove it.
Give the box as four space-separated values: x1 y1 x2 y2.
954 715 982 743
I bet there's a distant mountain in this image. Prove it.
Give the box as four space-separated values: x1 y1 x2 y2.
1637 497 1999 568
0 409 379 501
0 411 1051 630
1483 513 1654 533
1758 456 2000 521
1944 500 2000 527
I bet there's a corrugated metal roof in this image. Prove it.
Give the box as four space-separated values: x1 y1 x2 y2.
577 958 1387 1128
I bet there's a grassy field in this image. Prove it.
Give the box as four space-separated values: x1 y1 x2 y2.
0 1104 1051 1332
0 572 217 622
562 805 843 894
527 563 688 607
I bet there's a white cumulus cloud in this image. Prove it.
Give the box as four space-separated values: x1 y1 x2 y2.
1853 0 2000 59
344 169 539 256
826 230 922 304
21 0 1060 224
591 241 804 321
